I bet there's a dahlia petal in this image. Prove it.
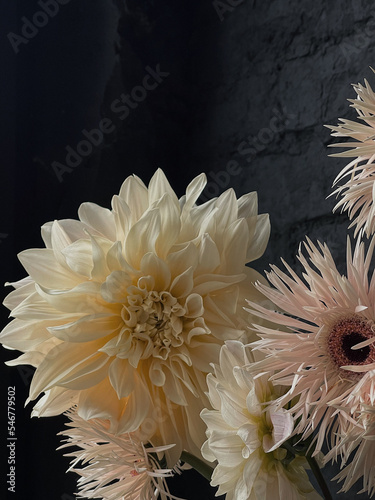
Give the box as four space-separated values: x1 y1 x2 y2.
0 319 50 350
189 343 220 372
184 293 204 318
41 219 89 248
246 213 270 262
237 191 258 218
263 409 294 452
182 173 207 214
196 233 220 274
170 266 194 298
31 387 77 417
3 281 36 310
124 209 161 269
101 270 132 303
57 355 110 391
62 239 93 277
108 358 135 398
154 194 181 259
78 378 122 423
193 273 245 296
10 291 77 320
35 282 104 314
221 219 249 274
117 376 151 434
118 175 149 223
148 168 179 208
51 220 74 267
140 253 171 291
166 242 198 279
111 195 131 242
78 202 116 240
149 359 166 386
29 340 103 400
18 249 79 289
90 236 111 281
215 189 238 232
47 313 122 342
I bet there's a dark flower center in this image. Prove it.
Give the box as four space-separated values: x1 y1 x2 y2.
327 317 375 379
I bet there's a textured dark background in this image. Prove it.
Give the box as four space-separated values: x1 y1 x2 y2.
1 0 375 498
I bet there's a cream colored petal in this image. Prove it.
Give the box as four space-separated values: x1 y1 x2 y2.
169 266 194 298
31 387 77 417
47 313 122 342
90 235 111 281
101 270 132 303
215 189 238 232
246 213 270 262
108 358 135 399
196 233 220 274
111 195 131 243
124 209 161 269
18 248 80 289
117 375 151 434
140 252 171 291
221 219 249 274
78 202 116 241
118 174 149 223
237 191 258 218
184 293 204 318
154 194 181 259
78 377 122 422
62 239 93 277
182 173 207 214
57 354 110 391
166 242 198 279
41 219 90 248
35 282 104 314
3 281 36 310
29 339 103 400
0 319 50 350
148 168 179 208
193 273 245 296
10 291 76 321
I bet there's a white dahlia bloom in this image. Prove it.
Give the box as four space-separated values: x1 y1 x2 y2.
60 408 184 500
200 341 320 500
327 74 375 236
1 169 270 464
247 237 375 457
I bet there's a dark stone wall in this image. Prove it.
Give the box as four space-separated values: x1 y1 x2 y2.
1 0 375 498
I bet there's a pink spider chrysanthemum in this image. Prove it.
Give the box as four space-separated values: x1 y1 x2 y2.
59 408 185 500
327 73 375 237
246 237 375 457
325 403 375 497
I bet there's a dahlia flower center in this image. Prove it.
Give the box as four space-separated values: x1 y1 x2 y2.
121 285 187 361
327 317 375 377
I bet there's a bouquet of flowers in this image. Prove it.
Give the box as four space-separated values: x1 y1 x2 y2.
3 72 375 499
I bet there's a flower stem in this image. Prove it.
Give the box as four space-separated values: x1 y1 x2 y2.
180 451 213 482
306 454 332 500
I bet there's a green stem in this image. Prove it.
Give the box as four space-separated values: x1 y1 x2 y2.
306 454 332 500
180 451 213 482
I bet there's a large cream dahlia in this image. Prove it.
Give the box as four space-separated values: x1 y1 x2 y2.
1 169 270 464
60 408 184 500
327 75 375 236
246 237 375 457
200 341 320 500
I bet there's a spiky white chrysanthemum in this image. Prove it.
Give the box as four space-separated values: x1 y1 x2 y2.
327 74 375 236
200 341 320 500
246 237 375 456
1 169 270 465
60 408 184 500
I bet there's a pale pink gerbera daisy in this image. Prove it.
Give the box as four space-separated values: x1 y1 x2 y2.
246 237 375 456
327 73 375 236
60 408 185 500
